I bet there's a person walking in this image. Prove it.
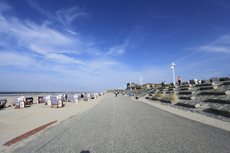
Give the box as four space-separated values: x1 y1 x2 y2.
115 91 118 97
178 76 181 85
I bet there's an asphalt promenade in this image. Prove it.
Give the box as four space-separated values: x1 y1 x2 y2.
14 93 230 153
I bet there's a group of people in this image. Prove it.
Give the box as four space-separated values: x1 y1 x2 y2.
161 81 166 86
162 76 182 87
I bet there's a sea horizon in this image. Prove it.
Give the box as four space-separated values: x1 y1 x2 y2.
0 91 103 97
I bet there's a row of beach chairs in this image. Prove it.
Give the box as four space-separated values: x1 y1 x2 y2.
171 76 230 86
10 92 105 109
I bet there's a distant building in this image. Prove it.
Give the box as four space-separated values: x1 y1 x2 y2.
127 82 139 90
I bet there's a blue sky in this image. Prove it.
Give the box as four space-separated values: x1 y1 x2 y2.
0 0 230 92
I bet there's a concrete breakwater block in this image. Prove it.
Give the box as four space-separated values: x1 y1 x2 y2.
206 98 230 104
157 91 165 94
200 91 230 95
199 86 217 90
160 99 172 103
166 91 175 94
195 83 215 87
157 87 167 89
178 91 194 94
179 88 190 91
151 98 159 100
177 102 200 108
209 106 230 116
222 81 230 85
179 96 195 100
179 85 191 88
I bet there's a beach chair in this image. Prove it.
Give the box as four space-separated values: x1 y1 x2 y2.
68 94 79 103
90 93 97 99
211 77 219 82
13 96 26 109
0 98 7 108
74 94 79 103
78 93 82 101
189 79 198 84
50 94 63 108
224 77 230 81
189 79 195 84
38 96 44 103
25 96 33 105
95 93 99 98
67 94 71 102
84 93 90 101
43 95 51 105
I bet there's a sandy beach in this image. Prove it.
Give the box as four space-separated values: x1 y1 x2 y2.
0 94 107 152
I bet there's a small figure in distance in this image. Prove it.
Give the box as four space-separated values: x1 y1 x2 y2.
65 94 67 102
178 76 181 86
115 91 118 97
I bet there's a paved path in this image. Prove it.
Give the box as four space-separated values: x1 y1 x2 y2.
14 93 230 153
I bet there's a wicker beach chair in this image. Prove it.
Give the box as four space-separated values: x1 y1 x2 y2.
211 77 219 82
13 96 26 109
25 96 33 105
0 98 7 108
68 94 79 103
50 94 63 108
84 93 90 101
38 96 44 103
43 95 51 105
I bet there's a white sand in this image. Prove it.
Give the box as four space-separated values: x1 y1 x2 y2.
0 94 107 152
133 96 230 132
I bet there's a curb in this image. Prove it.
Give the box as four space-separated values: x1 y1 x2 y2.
209 108 230 116
3 120 57 146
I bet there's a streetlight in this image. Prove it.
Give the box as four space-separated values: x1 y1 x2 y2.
170 62 176 86
140 77 143 88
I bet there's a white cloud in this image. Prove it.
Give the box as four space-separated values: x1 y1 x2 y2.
187 35 230 53
46 53 84 65
107 40 128 55
28 0 88 27
66 29 78 35
0 51 35 68
56 7 88 26
197 46 229 53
